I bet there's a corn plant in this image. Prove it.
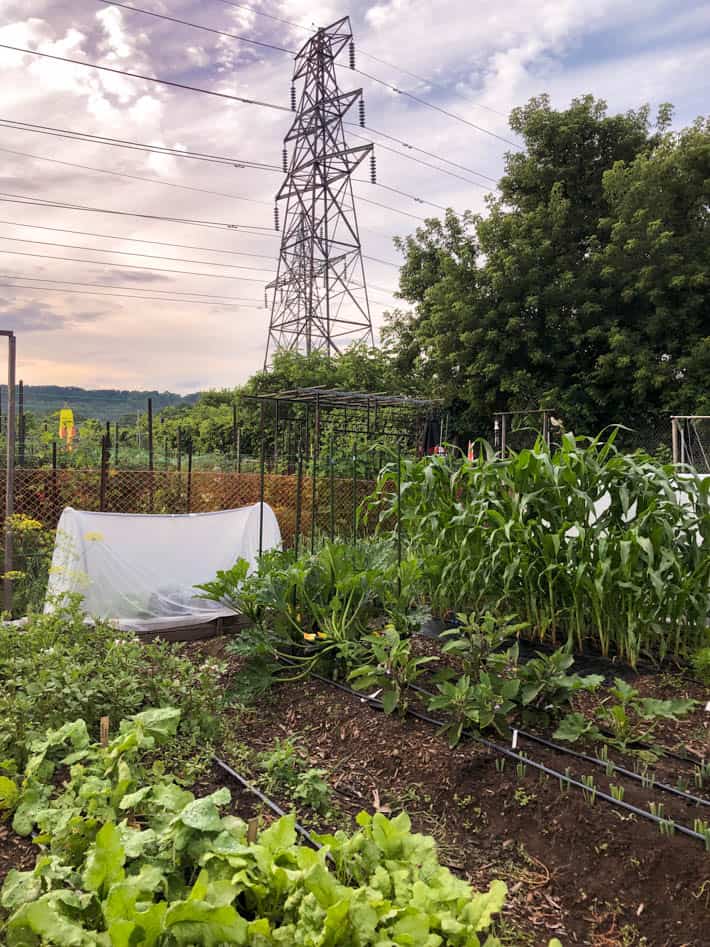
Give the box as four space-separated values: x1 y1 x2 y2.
368 430 710 665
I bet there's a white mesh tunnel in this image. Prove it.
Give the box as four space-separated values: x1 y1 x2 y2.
44 503 281 633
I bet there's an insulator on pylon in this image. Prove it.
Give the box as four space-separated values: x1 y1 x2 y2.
282 147 288 172
369 152 377 184
349 41 356 70
274 205 280 231
290 84 297 111
358 98 365 127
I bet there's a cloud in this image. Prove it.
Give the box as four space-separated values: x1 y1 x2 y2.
0 0 704 389
0 300 102 332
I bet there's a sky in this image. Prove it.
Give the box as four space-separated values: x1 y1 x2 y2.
0 0 708 393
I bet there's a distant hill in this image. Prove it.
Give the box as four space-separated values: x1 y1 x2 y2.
0 385 200 422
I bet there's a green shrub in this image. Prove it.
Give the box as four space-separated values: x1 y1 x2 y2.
0 595 224 771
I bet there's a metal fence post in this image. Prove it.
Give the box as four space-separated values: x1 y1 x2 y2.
99 434 109 511
259 428 266 559
396 439 402 598
295 422 303 557
311 394 320 553
3 332 16 614
352 441 357 543
147 397 154 512
671 417 680 465
329 436 335 541
18 379 24 468
186 440 193 513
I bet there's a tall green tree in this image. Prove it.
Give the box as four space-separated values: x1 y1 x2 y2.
387 95 709 439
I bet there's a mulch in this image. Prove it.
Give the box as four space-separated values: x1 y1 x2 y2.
201 635 710 947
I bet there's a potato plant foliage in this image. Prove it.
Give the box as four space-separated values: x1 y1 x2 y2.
1 710 520 946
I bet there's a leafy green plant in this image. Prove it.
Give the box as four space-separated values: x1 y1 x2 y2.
258 739 332 815
2 711 513 946
1 514 55 618
0 595 225 771
515 648 603 723
439 612 527 678
554 677 697 753
349 625 438 714
428 672 520 746
691 645 710 685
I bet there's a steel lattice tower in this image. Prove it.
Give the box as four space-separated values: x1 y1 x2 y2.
264 16 374 365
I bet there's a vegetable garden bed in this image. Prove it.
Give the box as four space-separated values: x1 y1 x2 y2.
185 636 710 946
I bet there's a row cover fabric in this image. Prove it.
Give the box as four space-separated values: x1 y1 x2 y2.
44 504 281 633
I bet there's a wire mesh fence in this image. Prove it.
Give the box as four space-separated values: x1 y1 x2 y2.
8 467 376 552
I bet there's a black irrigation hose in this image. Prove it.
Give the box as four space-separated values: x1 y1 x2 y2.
213 756 323 851
302 673 710 847
516 729 710 808
407 682 710 809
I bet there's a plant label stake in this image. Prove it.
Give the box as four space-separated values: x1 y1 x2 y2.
511 729 519 750
100 716 110 747
247 818 258 844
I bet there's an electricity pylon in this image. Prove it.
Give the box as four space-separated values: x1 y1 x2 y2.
264 16 374 366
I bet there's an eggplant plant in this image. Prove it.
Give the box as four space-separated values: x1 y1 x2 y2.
554 677 697 754
349 625 438 714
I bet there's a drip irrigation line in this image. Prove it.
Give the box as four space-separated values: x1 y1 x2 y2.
516 729 710 808
0 44 291 113
213 756 322 850
297 668 709 847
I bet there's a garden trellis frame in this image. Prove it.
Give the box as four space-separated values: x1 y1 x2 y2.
248 387 443 555
492 408 560 457
671 416 710 472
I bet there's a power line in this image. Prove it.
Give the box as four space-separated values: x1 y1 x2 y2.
210 0 509 122
0 117 476 212
212 0 313 33
356 181 447 213
0 119 279 170
0 191 277 234
351 66 521 149
95 0 295 54
0 248 274 282
356 124 500 185
3 143 426 222
349 130 489 190
0 146 273 207
0 272 261 302
0 281 262 308
0 44 291 112
354 50 509 119
0 218 276 261
0 235 274 272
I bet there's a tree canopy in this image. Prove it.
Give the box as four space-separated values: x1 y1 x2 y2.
386 95 710 439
